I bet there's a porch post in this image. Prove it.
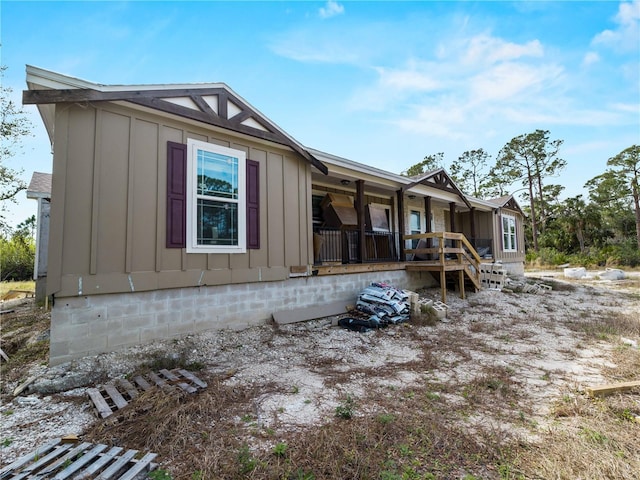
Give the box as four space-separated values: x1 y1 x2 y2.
424 196 432 233
397 189 406 261
424 195 432 250
449 202 456 232
356 180 366 263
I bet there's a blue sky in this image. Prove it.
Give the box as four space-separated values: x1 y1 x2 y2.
2 0 639 227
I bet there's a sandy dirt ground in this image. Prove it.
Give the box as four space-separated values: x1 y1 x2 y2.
1 269 639 468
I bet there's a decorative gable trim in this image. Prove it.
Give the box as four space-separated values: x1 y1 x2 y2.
488 195 525 216
23 87 328 175
403 169 472 209
503 197 521 212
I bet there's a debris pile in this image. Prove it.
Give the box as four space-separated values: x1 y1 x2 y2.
338 283 411 331
502 278 552 294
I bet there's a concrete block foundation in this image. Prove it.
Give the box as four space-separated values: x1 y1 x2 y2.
49 269 436 366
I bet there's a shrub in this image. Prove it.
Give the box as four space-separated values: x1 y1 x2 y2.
0 234 34 281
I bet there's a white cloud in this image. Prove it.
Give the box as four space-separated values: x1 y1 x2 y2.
462 35 544 65
470 63 563 102
610 102 640 113
376 62 441 91
349 32 567 138
592 0 640 52
319 1 344 19
582 51 600 66
269 29 361 63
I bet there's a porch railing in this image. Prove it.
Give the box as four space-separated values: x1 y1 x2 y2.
404 232 482 291
313 227 400 265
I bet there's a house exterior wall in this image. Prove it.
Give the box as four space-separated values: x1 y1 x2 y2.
492 207 526 275
49 268 435 365
47 101 313 300
432 207 447 232
403 199 448 234
458 210 493 247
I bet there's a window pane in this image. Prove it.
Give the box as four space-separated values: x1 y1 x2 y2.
410 211 421 232
410 211 421 249
197 149 238 199
197 199 238 246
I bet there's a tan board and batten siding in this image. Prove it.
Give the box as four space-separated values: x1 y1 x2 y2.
48 102 312 298
492 207 526 264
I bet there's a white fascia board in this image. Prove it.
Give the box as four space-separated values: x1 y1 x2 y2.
465 197 498 211
26 65 226 92
26 191 50 200
328 164 402 190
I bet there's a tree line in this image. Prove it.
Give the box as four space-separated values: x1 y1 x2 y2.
402 131 639 267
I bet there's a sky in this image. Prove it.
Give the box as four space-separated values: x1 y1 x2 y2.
1 0 639 228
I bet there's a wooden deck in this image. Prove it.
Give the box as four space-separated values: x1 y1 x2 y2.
314 232 482 304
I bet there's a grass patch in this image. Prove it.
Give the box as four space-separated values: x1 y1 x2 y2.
516 392 639 478
82 371 519 479
0 301 50 386
0 280 35 298
567 310 640 340
136 348 204 374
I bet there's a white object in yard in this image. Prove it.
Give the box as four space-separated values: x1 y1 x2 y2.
598 268 626 280
432 301 448 319
480 263 507 289
564 267 586 279
406 291 420 315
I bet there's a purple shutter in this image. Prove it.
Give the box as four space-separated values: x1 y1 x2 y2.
166 141 187 248
246 159 260 249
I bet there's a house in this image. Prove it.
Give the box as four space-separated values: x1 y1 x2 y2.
26 171 52 303
23 66 525 366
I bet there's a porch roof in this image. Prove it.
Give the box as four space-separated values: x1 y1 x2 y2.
308 148 496 212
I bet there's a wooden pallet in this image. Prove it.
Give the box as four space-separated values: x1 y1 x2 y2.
0 438 157 479
87 368 207 419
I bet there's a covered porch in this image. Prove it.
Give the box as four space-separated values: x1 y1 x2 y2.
309 149 496 301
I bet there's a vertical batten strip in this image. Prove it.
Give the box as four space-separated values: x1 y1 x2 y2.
155 130 164 273
90 109 103 275
125 119 136 273
297 162 305 266
181 132 188 272
306 168 314 265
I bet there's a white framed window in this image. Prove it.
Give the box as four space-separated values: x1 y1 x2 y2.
186 139 246 254
502 214 517 252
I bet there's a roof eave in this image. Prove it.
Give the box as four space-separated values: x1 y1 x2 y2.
24 66 328 174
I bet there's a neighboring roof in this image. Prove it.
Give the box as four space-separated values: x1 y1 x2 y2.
23 66 328 175
487 195 525 215
26 172 52 199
